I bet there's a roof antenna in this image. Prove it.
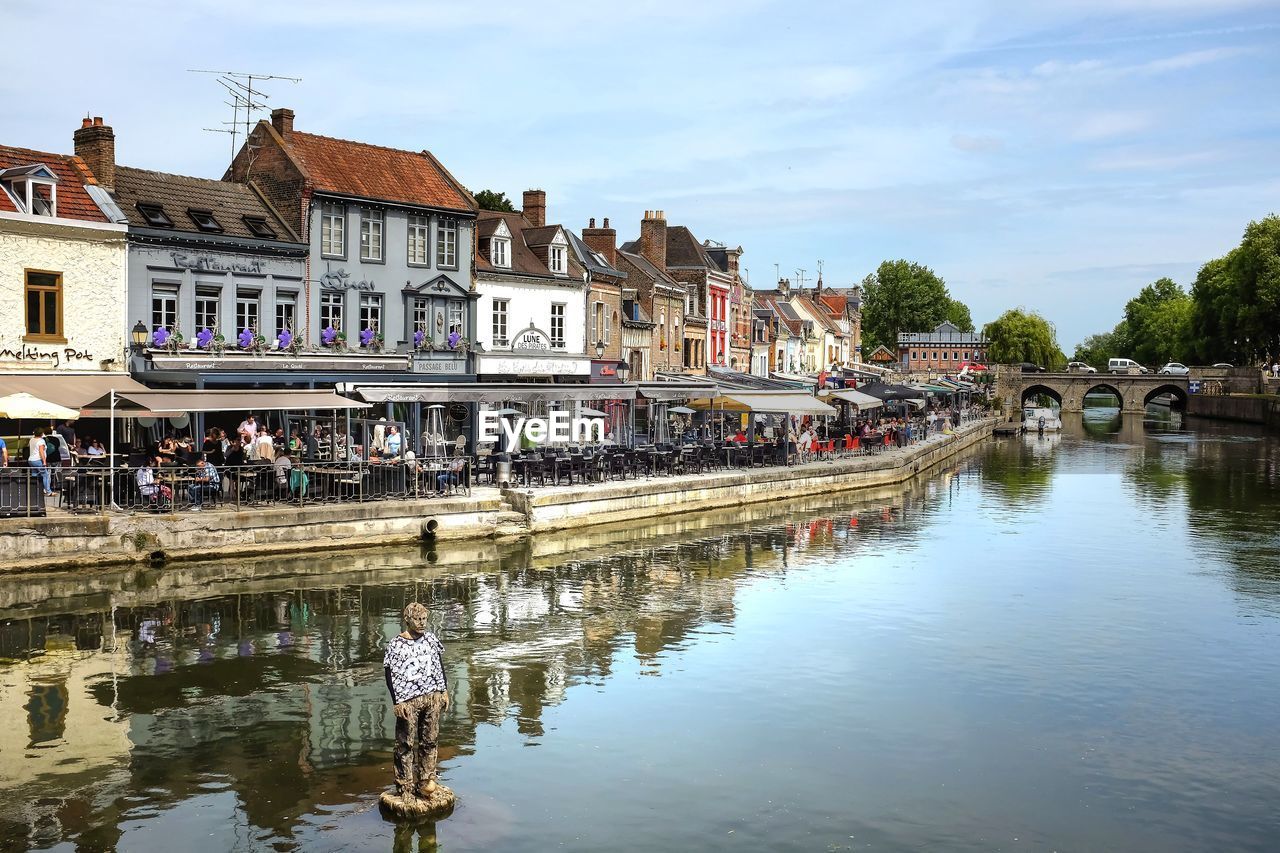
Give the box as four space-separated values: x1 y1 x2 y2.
188 69 302 157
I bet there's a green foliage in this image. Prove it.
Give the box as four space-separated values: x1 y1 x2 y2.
1188 214 1280 364
1121 277 1193 365
474 189 517 212
983 309 1061 368
944 298 974 332
1072 329 1123 368
860 260 964 351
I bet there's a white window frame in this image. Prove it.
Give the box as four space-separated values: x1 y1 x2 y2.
448 300 464 338
550 302 566 348
360 208 384 262
321 202 346 258
550 244 567 275
436 219 458 268
492 237 510 268
151 285 178 333
407 215 430 265
275 293 297 337
320 290 345 331
194 286 219 332
492 298 509 347
236 290 260 333
412 297 431 338
359 293 384 338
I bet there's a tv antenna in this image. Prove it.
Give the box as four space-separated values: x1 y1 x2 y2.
189 69 302 156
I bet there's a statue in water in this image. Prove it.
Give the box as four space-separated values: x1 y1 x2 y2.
380 602 455 818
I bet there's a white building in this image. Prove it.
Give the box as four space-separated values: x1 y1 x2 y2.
473 193 590 382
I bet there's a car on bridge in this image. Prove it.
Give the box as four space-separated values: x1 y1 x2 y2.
1018 362 1045 373
1158 362 1190 376
1108 357 1149 374
1065 361 1097 373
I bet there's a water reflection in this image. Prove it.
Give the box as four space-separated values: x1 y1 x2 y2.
0 461 970 852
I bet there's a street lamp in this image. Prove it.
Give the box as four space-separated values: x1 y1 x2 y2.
595 339 605 359
131 320 149 351
615 359 631 383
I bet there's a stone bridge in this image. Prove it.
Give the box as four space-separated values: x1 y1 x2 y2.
993 367 1189 414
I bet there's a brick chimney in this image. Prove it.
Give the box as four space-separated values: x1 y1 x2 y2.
582 216 617 267
271 107 295 139
523 189 546 227
726 246 741 277
73 116 115 191
639 209 667 270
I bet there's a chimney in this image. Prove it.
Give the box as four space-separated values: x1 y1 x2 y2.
582 216 617 267
639 209 667 270
726 247 741 277
523 189 546 227
73 116 115 191
271 107 295 139
778 277 790 295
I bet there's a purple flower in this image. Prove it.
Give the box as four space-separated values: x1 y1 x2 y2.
413 329 425 348
321 326 338 346
238 328 254 348
447 330 461 349
360 328 375 347
277 329 293 349
152 327 170 346
195 328 214 349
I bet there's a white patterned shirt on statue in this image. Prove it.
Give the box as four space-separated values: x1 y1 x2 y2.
383 632 447 705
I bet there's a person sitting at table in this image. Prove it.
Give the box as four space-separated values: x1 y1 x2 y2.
288 430 303 455
202 429 224 466
157 437 179 467
224 438 245 469
273 451 293 496
255 426 276 462
136 457 172 506
188 457 220 510
385 425 402 458
85 438 106 460
732 428 747 444
436 456 466 495
176 435 196 465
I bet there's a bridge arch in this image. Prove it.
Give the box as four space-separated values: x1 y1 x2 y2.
1081 382 1125 410
1143 383 1188 410
1020 384 1063 407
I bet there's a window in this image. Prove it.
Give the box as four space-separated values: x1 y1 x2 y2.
1 167 58 216
492 298 509 346
412 297 430 340
359 293 383 338
360 208 384 261
137 203 172 228
448 300 464 338
321 202 345 257
150 285 177 334
911 351 918 360
963 351 970 361
275 293 297 336
321 291 344 331
407 215 430 265
550 244 567 275
243 216 276 239
236 290 260 333
953 351 959 361
187 208 222 232
491 237 509 268
24 271 63 340
550 303 565 348
195 286 220 331
436 219 457 268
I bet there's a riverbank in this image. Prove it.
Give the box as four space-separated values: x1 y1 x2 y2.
0 418 996 572
1188 393 1280 430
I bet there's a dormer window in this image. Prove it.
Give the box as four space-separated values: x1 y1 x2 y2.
492 237 510 268
137 202 173 228
0 164 59 217
242 215 276 239
188 208 222 232
549 244 567 275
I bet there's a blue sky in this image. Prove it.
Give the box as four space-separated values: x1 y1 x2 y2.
5 0 1278 348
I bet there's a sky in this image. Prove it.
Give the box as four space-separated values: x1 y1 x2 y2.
5 0 1279 348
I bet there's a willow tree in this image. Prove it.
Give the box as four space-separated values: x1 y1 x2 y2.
984 309 1062 368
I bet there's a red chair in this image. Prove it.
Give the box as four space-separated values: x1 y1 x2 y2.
843 434 855 452
824 439 835 458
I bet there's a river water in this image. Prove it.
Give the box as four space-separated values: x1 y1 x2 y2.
2 409 1279 852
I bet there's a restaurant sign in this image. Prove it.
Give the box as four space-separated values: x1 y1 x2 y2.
512 325 552 351
150 354 406 372
0 342 96 368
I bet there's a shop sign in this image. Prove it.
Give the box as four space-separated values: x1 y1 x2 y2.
512 325 552 351
0 342 95 368
412 354 468 375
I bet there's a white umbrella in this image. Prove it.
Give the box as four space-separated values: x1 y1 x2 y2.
669 405 697 415
578 407 607 417
0 392 78 420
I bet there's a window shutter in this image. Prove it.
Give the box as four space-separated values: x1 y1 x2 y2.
590 302 597 342
605 309 612 344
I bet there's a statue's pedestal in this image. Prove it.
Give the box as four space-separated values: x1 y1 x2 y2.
379 786 456 820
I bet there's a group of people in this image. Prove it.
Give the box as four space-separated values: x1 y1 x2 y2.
1 420 106 497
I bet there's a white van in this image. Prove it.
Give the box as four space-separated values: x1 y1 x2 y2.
1108 358 1148 374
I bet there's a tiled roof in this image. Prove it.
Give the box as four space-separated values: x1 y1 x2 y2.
0 145 107 222
566 230 625 280
475 210 567 279
617 248 681 289
112 167 302 242
286 131 474 213
664 225 714 268
819 293 847 314
754 293 801 335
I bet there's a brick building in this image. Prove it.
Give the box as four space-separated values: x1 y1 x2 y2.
898 321 988 373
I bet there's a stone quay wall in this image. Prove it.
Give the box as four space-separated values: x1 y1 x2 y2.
0 419 995 573
1188 394 1280 430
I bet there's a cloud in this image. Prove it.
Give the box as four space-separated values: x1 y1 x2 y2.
1072 112 1152 141
1087 148 1221 171
950 133 1004 153
1136 46 1251 73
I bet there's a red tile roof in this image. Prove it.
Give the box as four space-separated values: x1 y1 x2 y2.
0 145 108 222
285 131 474 212
819 293 847 314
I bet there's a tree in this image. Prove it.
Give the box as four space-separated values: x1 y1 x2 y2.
984 309 1061 368
944 298 974 332
474 189 516 212
860 260 952 352
1188 214 1280 364
1073 329 1122 369
1121 277 1193 365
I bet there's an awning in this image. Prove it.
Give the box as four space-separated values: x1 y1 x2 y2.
356 383 637 404
81 388 369 415
0 373 152 414
858 382 926 402
821 388 884 410
689 391 836 415
636 381 718 401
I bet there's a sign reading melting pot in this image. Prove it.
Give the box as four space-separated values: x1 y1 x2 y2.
512 325 552 351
